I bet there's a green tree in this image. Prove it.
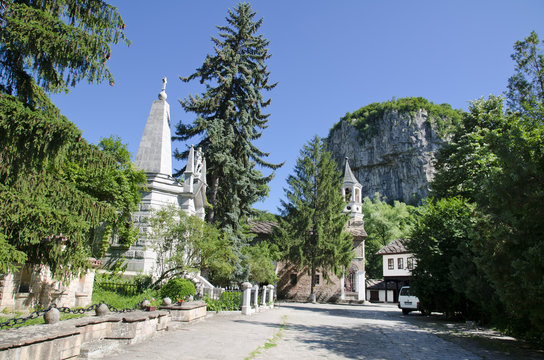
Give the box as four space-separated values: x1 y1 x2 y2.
172 4 282 273
506 31 544 115
0 1 140 278
242 241 279 285
431 95 506 202
361 193 414 279
277 135 353 301
0 0 129 107
407 198 488 318
0 97 146 278
148 205 235 287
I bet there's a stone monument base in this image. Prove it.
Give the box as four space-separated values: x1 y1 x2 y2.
159 301 207 322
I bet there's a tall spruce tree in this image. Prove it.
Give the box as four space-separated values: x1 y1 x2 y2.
277 136 353 301
0 0 129 109
173 3 281 279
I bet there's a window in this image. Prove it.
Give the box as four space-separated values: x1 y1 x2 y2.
18 265 32 293
388 258 394 270
398 258 404 269
407 257 414 270
344 187 352 202
399 287 410 296
290 273 298 286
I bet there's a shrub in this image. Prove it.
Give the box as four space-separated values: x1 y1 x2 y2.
203 291 242 311
159 278 195 303
92 287 159 309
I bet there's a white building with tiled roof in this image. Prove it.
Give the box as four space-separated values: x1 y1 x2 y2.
376 238 416 302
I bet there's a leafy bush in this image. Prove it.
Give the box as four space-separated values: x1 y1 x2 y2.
93 273 153 296
204 291 242 311
159 278 195 303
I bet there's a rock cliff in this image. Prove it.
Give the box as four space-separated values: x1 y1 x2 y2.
326 98 462 204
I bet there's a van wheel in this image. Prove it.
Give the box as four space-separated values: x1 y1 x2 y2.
402 309 409 315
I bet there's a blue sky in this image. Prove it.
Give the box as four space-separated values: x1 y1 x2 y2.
51 1 544 214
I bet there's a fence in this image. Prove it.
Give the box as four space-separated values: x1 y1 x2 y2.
94 279 139 296
201 287 243 311
0 301 142 329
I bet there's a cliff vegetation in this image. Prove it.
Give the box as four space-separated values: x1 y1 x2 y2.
330 97 464 140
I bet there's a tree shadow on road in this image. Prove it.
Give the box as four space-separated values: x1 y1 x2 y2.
278 302 400 321
233 304 544 360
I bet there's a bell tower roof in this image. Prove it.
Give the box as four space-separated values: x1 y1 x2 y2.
343 157 360 187
343 157 363 221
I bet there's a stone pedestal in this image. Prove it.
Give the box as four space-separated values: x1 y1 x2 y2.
267 285 274 308
252 285 259 312
159 301 206 322
241 282 253 315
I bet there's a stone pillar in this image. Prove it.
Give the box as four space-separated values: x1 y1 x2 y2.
340 275 345 300
261 286 267 307
267 285 274 308
357 271 365 301
252 285 259 312
241 282 253 315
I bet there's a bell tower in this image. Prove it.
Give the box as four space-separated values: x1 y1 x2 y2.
343 157 363 221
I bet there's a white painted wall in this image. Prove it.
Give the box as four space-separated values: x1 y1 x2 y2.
366 289 395 303
382 254 416 277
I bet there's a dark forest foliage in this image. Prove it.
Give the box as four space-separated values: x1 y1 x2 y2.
408 31 544 344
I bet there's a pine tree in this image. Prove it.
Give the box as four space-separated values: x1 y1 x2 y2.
173 3 282 279
0 0 129 108
277 135 353 301
0 1 142 278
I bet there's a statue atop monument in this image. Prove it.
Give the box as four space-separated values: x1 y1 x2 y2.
194 147 204 179
159 76 167 100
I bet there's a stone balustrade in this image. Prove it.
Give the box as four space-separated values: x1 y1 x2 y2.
241 283 275 315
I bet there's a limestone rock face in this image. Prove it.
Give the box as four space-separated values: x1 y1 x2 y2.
326 109 446 204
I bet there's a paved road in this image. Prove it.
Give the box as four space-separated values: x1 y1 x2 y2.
103 302 544 360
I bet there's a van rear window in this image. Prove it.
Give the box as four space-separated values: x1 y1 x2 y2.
400 288 410 296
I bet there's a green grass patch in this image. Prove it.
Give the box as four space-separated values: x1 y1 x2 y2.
92 287 160 309
245 315 287 360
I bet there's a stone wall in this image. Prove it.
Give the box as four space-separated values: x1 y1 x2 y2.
0 265 95 311
327 109 447 204
276 263 342 302
0 310 169 359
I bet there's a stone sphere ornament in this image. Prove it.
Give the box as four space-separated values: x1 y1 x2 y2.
44 307 60 324
162 297 172 306
95 303 109 316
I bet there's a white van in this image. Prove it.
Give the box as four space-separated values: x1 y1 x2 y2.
398 286 424 315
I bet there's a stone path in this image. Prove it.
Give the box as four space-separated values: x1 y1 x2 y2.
103 303 544 360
